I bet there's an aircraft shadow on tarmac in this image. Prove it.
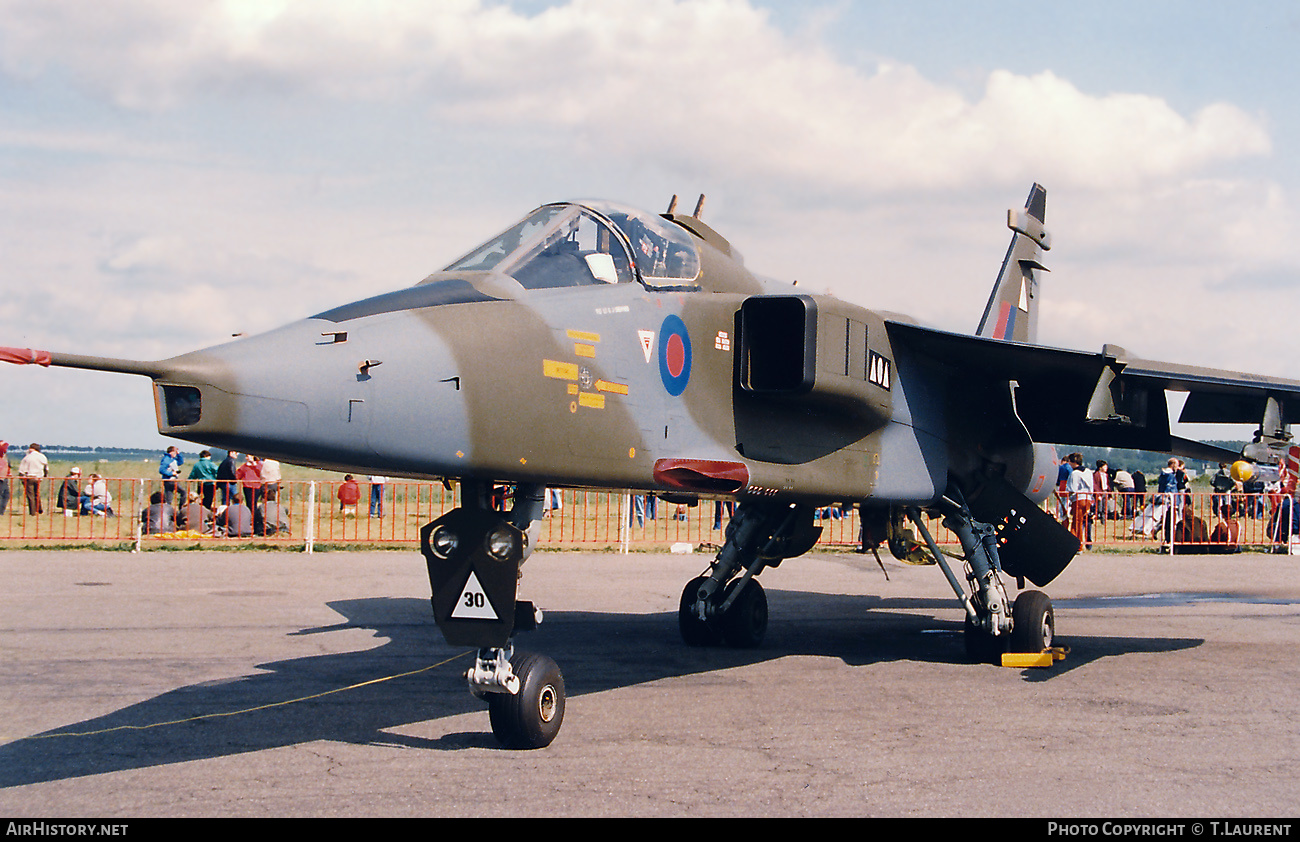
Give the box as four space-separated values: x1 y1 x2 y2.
0 588 1202 787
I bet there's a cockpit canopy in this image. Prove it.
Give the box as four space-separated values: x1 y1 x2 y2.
445 201 701 290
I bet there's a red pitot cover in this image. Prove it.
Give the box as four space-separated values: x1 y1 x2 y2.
0 347 52 366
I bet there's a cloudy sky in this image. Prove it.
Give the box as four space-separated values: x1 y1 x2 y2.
2 0 1298 450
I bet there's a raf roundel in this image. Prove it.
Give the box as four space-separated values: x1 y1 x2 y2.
657 314 692 396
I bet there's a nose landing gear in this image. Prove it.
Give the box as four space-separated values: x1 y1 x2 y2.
421 481 564 750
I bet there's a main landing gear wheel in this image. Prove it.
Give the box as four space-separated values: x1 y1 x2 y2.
678 577 769 648
963 615 1006 665
676 501 812 650
719 579 767 648
679 576 721 647
487 652 565 750
1009 590 1054 653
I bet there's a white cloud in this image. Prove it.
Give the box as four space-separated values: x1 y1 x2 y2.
0 0 1271 196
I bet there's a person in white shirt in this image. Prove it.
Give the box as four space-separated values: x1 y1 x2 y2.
18 443 48 515
1113 468 1135 518
259 458 282 502
1067 453 1093 549
82 473 112 516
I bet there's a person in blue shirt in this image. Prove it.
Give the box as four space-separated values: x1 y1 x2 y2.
159 446 184 507
1056 457 1072 527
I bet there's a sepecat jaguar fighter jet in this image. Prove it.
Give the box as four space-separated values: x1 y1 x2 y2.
7 185 1300 749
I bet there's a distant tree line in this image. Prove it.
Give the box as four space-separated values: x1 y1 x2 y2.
32 445 202 462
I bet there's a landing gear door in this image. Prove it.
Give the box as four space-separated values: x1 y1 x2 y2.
421 507 524 648
967 475 1080 587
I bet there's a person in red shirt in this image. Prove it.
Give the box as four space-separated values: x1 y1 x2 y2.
1093 459 1112 523
337 474 360 515
236 454 263 510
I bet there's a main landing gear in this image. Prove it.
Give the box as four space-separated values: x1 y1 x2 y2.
899 487 1057 664
420 480 564 749
678 501 821 648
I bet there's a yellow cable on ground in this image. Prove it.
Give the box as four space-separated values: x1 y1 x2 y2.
16 650 473 741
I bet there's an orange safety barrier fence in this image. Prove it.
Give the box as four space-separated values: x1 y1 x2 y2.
0 479 1295 554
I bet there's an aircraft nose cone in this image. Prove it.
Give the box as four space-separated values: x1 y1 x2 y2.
146 314 473 477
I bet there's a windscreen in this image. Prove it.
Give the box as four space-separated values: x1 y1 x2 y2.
444 201 698 289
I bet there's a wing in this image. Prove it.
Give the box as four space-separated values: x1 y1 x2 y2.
887 321 1300 461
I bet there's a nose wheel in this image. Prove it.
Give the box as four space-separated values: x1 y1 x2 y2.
486 651 565 750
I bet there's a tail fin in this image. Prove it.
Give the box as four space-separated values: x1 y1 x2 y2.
976 183 1050 344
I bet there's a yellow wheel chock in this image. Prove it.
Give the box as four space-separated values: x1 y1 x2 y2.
1001 646 1069 668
